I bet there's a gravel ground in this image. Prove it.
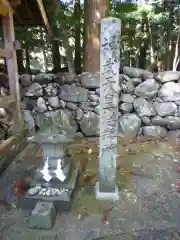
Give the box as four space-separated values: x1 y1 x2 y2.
0 140 180 240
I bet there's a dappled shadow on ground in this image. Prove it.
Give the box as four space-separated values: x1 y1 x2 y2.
0 137 180 239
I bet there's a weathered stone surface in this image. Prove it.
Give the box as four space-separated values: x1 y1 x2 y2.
131 77 142 86
141 116 151 125
25 83 43 97
15 67 180 140
88 93 100 103
94 105 100 115
120 93 135 103
79 102 94 112
79 111 99 136
80 72 100 89
55 73 77 84
34 73 55 84
155 71 180 83
119 102 133 113
154 97 164 103
36 97 47 113
119 74 124 83
36 109 77 136
158 82 180 101
48 96 60 108
95 88 100 96
134 79 159 99
151 116 168 126
59 85 88 102
154 102 177 117
118 113 141 139
59 100 66 108
28 202 56 229
120 78 134 93
23 110 35 133
44 83 59 97
142 126 167 138
165 116 180 130
66 102 77 111
76 107 84 120
133 98 156 117
20 74 32 87
57 109 77 135
96 17 120 199
123 67 152 79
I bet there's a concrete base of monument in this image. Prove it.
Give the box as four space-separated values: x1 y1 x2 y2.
21 169 79 212
95 182 119 201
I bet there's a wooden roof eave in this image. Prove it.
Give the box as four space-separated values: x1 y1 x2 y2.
0 0 52 35
36 0 52 36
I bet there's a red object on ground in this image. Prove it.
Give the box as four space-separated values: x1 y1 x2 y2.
103 215 109 224
176 167 180 173
13 179 29 195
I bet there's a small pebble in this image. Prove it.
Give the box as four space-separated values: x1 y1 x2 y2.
37 187 68 196
28 187 40 196
88 149 92 154
174 159 179 163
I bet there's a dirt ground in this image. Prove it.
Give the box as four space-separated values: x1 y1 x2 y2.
0 137 180 239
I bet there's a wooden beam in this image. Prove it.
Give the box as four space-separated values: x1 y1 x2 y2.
0 0 24 24
24 0 34 22
0 0 14 13
0 134 26 176
0 41 21 50
36 0 52 35
2 11 23 135
0 95 15 108
0 136 17 155
0 47 12 57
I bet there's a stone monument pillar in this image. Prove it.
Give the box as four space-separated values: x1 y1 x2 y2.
95 17 121 201
24 110 78 211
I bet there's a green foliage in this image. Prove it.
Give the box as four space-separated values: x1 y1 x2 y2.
1 0 180 71
109 0 180 68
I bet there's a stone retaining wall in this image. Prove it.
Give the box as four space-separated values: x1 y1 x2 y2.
2 66 180 140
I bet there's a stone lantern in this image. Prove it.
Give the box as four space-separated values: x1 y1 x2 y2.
24 110 78 211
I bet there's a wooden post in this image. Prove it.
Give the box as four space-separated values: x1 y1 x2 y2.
95 18 121 201
2 10 23 135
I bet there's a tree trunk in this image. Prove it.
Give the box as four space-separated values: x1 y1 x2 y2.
52 40 61 73
74 0 82 74
139 40 148 69
24 42 31 73
53 0 75 74
165 2 174 70
43 49 48 72
139 12 148 69
173 29 180 71
16 49 25 73
83 0 109 73
148 19 155 64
